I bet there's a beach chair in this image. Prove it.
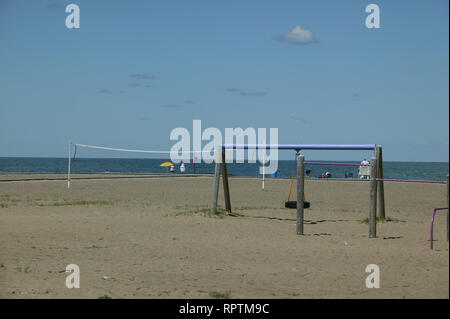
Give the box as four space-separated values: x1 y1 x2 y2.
358 165 370 179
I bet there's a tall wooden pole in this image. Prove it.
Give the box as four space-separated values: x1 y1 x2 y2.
447 174 449 241
375 145 385 219
369 157 378 238
211 146 221 214
296 153 305 235
222 149 232 213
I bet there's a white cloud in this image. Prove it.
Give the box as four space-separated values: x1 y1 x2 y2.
129 73 157 80
226 88 267 97
275 26 315 45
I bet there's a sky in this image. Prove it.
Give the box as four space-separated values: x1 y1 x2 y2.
0 0 448 161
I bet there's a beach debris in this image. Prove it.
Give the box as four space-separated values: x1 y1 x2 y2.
102 276 111 280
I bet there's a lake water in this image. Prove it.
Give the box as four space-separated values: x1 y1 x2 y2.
0 157 448 181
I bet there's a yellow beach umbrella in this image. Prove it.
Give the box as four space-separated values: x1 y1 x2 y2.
160 162 174 167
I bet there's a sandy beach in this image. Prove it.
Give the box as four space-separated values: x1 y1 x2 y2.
0 174 448 299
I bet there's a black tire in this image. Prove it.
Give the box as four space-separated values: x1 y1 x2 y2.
284 201 310 209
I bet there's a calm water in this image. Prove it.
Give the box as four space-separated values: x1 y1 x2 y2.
0 157 448 181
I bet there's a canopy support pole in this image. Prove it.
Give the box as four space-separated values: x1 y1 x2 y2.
296 152 305 235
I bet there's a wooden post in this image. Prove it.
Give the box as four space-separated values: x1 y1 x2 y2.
262 153 265 190
369 157 378 238
447 174 449 241
193 156 196 174
222 149 232 213
67 140 72 189
211 146 221 214
296 153 305 235
375 145 385 219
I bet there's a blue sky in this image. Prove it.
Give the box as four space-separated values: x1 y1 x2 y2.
0 0 448 161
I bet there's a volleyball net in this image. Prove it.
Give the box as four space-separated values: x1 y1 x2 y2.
73 143 210 158
67 141 216 188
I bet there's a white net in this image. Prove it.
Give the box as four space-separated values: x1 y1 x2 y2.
67 142 219 188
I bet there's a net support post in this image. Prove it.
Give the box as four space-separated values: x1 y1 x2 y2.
262 153 265 190
67 140 72 189
211 145 221 214
447 174 449 241
369 157 378 238
221 147 232 213
296 153 305 235
375 145 385 219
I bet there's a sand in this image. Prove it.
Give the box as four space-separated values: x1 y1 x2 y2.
0 174 448 299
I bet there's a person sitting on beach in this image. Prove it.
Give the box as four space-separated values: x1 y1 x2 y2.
305 169 312 178
359 159 370 179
